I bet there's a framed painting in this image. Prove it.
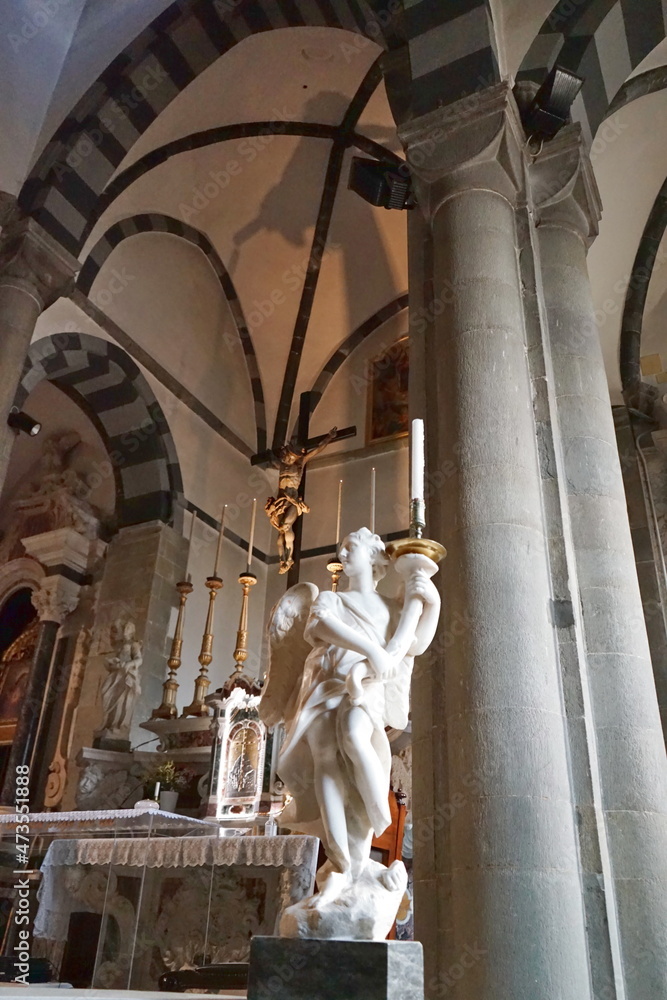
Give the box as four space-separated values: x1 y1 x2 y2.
366 336 409 445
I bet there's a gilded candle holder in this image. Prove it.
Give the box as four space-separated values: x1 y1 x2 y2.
152 578 193 720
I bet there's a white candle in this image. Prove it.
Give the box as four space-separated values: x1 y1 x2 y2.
370 467 376 534
247 498 257 570
411 419 425 501
336 479 343 545
185 510 197 582
212 504 226 578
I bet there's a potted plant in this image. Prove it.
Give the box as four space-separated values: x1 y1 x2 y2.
145 760 192 813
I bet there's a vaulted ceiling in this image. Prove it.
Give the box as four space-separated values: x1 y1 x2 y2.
2 0 667 456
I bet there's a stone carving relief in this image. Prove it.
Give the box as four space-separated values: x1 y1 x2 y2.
0 431 100 567
75 759 143 811
155 869 264 970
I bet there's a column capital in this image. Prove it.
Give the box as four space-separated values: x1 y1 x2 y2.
528 124 602 244
398 82 526 219
21 525 92 574
22 526 92 623
30 575 80 624
0 199 78 307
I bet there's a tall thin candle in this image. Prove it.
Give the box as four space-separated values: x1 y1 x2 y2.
336 479 343 545
185 510 197 582
411 419 425 501
247 498 257 570
212 504 226 578
370 467 376 534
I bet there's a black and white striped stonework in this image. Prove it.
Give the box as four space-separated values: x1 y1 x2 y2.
77 212 266 453
517 0 667 138
383 0 499 123
20 0 499 256
15 334 183 529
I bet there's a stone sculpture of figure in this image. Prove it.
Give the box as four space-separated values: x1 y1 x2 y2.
97 621 143 742
265 427 337 574
25 431 84 496
260 527 441 940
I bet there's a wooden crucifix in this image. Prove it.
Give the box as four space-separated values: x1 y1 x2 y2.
252 393 355 585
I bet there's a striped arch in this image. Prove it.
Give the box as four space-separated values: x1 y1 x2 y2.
77 212 266 452
381 1 500 125
20 0 500 254
620 176 667 402
305 294 408 426
15 334 183 528
517 0 667 136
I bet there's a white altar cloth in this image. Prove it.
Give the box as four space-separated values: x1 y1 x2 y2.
35 834 318 954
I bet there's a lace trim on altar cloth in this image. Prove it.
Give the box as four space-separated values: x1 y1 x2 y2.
0 807 207 827
39 833 318 869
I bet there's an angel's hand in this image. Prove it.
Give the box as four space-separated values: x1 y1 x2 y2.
370 647 400 680
405 572 439 607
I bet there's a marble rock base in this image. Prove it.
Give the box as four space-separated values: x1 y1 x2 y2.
280 859 408 941
247 936 424 1000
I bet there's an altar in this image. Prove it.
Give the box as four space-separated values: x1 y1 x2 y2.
34 834 317 990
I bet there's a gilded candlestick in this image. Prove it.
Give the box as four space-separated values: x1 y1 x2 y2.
327 558 344 592
328 478 344 591
152 579 193 719
231 571 257 679
182 574 223 716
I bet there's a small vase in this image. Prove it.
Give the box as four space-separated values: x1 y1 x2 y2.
159 789 179 813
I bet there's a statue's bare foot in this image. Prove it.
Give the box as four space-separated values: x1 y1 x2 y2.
378 860 407 893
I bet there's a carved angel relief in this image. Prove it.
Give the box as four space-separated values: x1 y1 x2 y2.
260 527 441 941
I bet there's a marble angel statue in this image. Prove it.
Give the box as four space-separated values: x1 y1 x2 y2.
260 527 441 940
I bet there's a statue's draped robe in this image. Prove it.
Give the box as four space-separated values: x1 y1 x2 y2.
99 643 142 736
278 589 412 844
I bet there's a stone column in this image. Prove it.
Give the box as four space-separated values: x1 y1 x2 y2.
0 527 89 807
531 126 667 1000
400 85 592 1000
0 197 77 489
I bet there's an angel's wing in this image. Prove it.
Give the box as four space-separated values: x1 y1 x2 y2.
259 582 318 729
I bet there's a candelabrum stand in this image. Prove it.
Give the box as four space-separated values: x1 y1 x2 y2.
386 499 446 655
229 571 257 682
182 575 222 717
326 558 344 592
152 579 193 720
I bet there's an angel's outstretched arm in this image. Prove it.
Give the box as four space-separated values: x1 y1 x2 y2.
309 612 378 664
385 575 440 660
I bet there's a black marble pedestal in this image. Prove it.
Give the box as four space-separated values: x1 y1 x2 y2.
247 936 424 1000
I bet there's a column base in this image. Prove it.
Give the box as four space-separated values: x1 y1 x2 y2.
247 937 424 1000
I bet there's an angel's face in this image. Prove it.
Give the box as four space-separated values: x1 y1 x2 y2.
338 534 371 577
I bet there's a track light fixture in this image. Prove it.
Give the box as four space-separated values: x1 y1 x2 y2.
348 157 414 211
520 65 584 140
7 408 41 437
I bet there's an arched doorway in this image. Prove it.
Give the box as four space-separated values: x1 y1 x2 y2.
0 588 38 786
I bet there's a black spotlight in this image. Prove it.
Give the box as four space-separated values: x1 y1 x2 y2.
7 407 41 437
348 157 413 210
522 65 584 139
